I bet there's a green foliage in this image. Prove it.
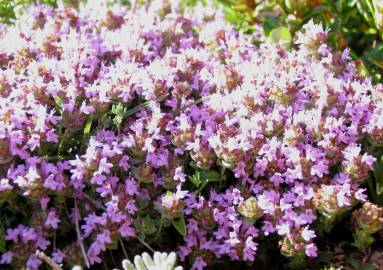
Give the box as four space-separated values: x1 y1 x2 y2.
0 225 5 253
347 257 375 270
0 0 57 24
0 0 16 24
171 214 186 236
268 26 292 45
352 229 375 251
134 216 158 236
212 0 383 82
367 150 383 205
188 167 221 194
357 137 383 206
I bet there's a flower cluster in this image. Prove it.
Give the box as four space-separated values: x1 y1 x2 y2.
352 202 383 251
0 0 382 269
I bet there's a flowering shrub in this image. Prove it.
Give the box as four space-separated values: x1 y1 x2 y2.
0 0 383 269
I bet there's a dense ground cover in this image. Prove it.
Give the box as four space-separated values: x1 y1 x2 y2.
1 0 383 269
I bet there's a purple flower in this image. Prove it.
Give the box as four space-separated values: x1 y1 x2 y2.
125 178 138 196
0 251 13 264
26 255 42 270
355 188 368 202
174 166 187 182
178 246 191 261
192 256 207 270
119 221 135 237
243 236 257 261
5 228 19 243
0 1 382 267
98 158 113 174
52 249 64 264
39 196 50 210
45 209 60 229
305 243 318 257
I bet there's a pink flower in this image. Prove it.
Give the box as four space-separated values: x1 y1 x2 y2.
45 209 60 229
26 255 42 270
119 221 135 237
305 243 318 257
125 178 138 196
192 256 207 270
0 251 13 264
52 250 64 264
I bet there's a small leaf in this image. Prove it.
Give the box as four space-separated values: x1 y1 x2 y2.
347 0 358 7
83 114 93 136
223 6 240 22
347 257 362 269
365 44 383 69
263 16 278 36
0 226 5 253
198 170 220 183
172 215 187 236
269 27 292 44
188 174 201 188
139 216 157 235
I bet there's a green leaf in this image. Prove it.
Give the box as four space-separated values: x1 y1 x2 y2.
347 257 362 269
223 6 240 22
269 26 292 44
179 0 199 8
362 265 375 270
136 198 149 211
0 226 5 253
374 156 383 195
304 5 328 19
83 114 93 136
263 16 278 36
188 174 201 188
365 44 383 69
347 0 359 8
124 101 151 118
336 0 343 12
356 0 377 27
141 216 157 235
189 169 220 190
172 215 187 236
198 169 220 182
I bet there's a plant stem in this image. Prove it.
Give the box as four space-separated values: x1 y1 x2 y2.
74 197 90 268
153 220 163 242
172 95 210 115
35 250 63 270
136 235 155 253
120 239 129 259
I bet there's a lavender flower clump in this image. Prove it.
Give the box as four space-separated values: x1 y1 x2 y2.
0 0 382 269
